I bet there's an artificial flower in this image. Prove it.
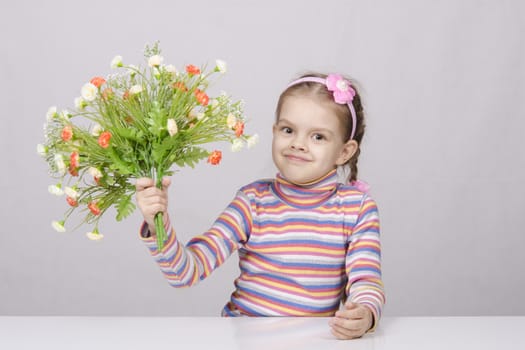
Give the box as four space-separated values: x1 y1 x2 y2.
88 167 102 182
54 154 66 176
234 121 244 137
37 144 48 157
86 229 104 241
226 114 236 128
40 42 255 246
129 84 143 95
90 77 106 88
74 97 87 110
66 196 78 207
246 134 259 149
51 220 66 232
325 74 356 104
98 131 111 148
207 150 222 165
48 184 64 196
194 89 209 106
64 186 79 199
165 64 178 76
46 106 58 121
90 124 102 136
111 55 123 68
81 83 98 102
231 139 244 152
88 201 101 216
185 64 200 76
215 59 227 73
167 118 178 136
61 125 73 142
148 55 163 67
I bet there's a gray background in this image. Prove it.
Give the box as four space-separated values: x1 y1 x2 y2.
1 0 524 317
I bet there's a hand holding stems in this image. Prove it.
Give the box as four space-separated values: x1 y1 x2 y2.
135 177 171 244
329 301 373 340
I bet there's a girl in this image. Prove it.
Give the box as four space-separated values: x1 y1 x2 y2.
136 73 385 340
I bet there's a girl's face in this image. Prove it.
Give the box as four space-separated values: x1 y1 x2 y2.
272 95 357 185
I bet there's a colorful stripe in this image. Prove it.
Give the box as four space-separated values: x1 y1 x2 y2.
141 169 384 320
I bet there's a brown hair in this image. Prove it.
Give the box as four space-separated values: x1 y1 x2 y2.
275 73 366 182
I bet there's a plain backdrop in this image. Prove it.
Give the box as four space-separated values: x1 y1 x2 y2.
1 0 524 317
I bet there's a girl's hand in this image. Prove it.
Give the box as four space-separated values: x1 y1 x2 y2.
135 177 171 235
328 302 373 340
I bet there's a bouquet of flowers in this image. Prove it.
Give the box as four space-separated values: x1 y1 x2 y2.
38 43 258 249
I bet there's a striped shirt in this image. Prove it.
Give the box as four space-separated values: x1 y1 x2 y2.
141 169 384 323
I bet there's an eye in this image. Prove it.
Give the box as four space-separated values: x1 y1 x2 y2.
312 133 325 141
281 126 293 134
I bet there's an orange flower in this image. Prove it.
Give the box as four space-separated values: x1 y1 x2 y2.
66 196 78 207
70 151 79 168
61 125 73 141
122 90 130 100
234 121 245 137
185 64 201 76
207 150 222 165
172 81 188 91
98 131 112 148
194 89 209 106
88 201 101 216
90 76 106 88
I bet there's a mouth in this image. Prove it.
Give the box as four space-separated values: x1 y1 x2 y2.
283 153 311 163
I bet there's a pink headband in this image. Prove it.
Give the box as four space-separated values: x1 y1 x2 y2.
287 74 357 140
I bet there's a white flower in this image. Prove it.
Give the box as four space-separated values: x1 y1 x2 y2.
215 59 227 73
129 84 143 95
64 186 79 200
88 167 102 179
54 154 66 175
51 220 66 233
37 144 48 157
86 230 104 241
74 97 86 110
148 55 163 67
247 134 259 149
46 106 57 121
48 184 64 196
167 118 178 136
111 55 123 68
91 124 102 136
165 64 178 76
59 109 71 120
226 114 236 129
231 138 244 152
81 82 98 102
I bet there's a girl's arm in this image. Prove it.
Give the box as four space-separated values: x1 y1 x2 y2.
139 189 252 287
337 194 385 335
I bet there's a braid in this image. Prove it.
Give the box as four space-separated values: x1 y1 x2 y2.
347 92 365 183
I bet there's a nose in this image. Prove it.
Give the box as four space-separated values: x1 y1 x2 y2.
290 135 307 152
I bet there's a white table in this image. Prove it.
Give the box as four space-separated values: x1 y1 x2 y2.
0 316 523 349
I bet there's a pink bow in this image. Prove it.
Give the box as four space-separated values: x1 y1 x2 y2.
350 179 370 193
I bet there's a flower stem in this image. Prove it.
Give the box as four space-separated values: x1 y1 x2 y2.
154 168 167 250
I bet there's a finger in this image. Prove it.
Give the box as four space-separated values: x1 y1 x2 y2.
161 177 171 189
136 177 155 191
329 322 363 340
331 315 366 331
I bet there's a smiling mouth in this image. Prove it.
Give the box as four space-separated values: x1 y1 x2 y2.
284 154 310 162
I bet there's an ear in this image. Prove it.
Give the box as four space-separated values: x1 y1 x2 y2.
335 140 358 166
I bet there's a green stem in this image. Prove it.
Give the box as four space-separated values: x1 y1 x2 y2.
154 168 167 250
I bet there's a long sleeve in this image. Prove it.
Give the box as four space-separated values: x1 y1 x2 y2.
140 190 252 287
345 194 385 329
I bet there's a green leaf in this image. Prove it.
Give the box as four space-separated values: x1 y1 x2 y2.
116 194 136 221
